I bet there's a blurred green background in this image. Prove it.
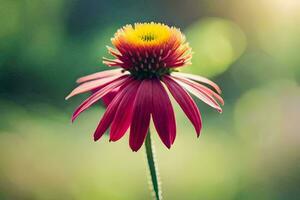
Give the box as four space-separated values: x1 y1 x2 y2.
1 0 300 199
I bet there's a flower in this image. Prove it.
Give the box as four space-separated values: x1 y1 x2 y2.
66 22 224 151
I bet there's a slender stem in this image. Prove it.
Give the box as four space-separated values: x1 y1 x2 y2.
145 130 162 200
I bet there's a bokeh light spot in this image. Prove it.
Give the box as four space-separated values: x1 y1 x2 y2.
234 79 300 143
183 18 247 77
0 0 21 40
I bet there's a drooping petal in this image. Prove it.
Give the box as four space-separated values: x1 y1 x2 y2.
129 80 152 152
193 82 224 106
152 79 176 147
163 76 202 136
76 69 125 83
101 88 119 106
174 76 224 105
173 76 222 113
109 80 141 142
172 72 222 94
72 76 131 122
93 87 125 141
66 74 125 100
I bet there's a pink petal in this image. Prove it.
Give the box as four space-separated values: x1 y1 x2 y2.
66 74 125 100
109 80 141 142
193 82 224 105
93 87 125 141
76 69 125 83
173 72 222 94
163 76 202 136
129 80 152 152
72 76 131 122
152 79 176 147
173 76 222 113
173 76 224 106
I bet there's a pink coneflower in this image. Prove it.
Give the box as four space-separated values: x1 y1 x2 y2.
66 22 224 152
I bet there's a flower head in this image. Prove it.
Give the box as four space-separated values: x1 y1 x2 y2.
66 22 224 151
103 22 192 79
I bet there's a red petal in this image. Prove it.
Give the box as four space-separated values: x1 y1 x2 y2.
76 69 125 83
152 79 176 147
65 74 125 100
129 80 152 152
109 80 141 142
163 76 202 136
93 87 125 141
101 88 119 106
173 72 222 94
173 76 222 113
72 76 131 122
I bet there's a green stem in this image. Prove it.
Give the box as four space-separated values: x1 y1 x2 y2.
145 131 162 200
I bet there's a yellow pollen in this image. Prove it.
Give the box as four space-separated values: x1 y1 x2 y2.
113 22 180 47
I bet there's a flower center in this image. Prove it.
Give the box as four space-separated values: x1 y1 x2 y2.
139 33 157 42
114 23 172 47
